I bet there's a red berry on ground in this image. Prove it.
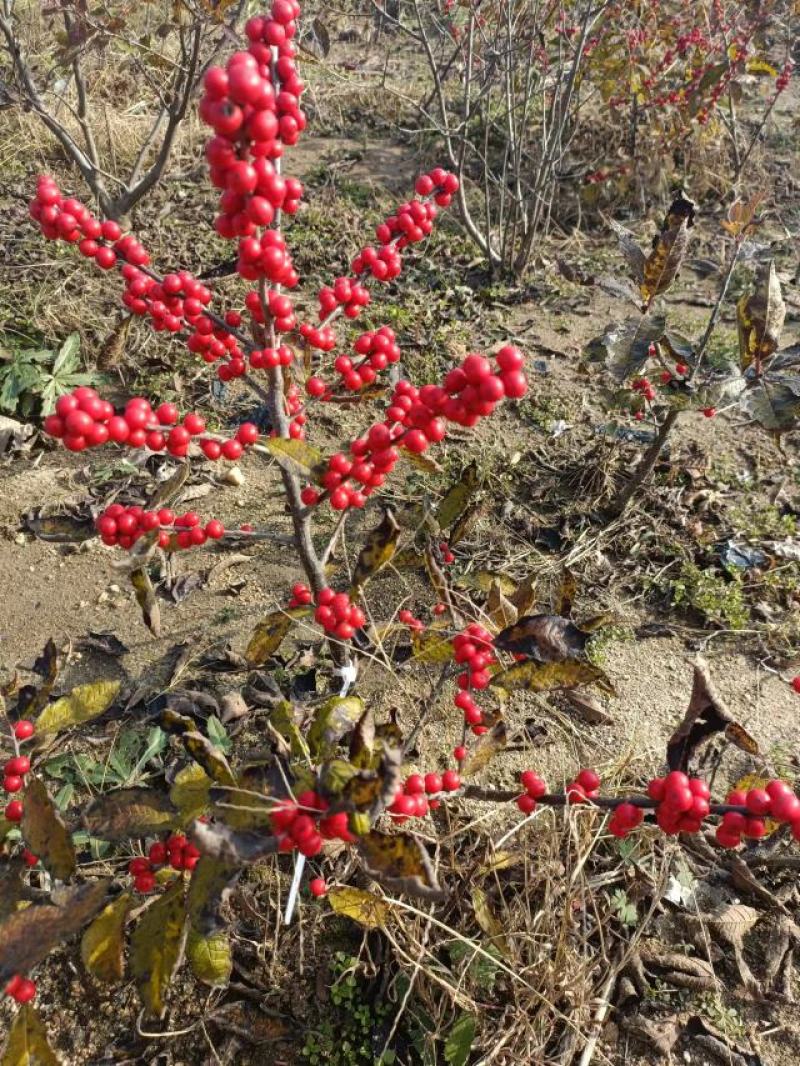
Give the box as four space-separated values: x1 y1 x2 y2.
309 877 327 898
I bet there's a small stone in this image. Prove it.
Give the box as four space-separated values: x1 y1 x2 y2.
222 466 245 487
14 533 26 546
108 583 121 594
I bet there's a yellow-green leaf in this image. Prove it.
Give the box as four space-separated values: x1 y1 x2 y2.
81 893 131 983
490 659 615 696
745 57 778 76
187 855 239 936
265 437 325 481
327 886 392 929
456 571 517 596
130 878 187 1016
1 1004 60 1066
35 680 120 735
130 566 160 636
181 732 235 785
307 696 364 760
186 928 232 986
351 509 400 592
410 627 453 663
21 778 76 881
169 765 212 824
245 606 310 667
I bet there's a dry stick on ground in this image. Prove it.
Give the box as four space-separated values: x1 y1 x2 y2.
0 1 239 219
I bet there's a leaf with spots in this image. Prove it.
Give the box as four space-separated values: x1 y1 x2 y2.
21 778 76 881
357 830 444 900
491 659 615 696
82 787 177 841
244 606 311 667
350 509 400 593
307 696 365 761
737 261 785 371
0 881 110 984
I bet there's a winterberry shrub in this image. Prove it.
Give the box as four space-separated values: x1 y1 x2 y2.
2 1 799 1054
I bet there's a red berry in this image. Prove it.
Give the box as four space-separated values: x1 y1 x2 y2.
309 877 327 898
791 677 800 694
576 769 600 792
441 770 461 792
148 842 168 865
3 776 22 793
453 746 467 762
4 800 23 822
134 872 157 893
5 756 30 776
517 794 537 814
14 721 34 741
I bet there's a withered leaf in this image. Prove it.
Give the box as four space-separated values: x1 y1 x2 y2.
608 218 646 284
436 461 479 532
0 881 110 983
75 631 129 657
472 886 510 957
98 313 133 371
350 509 400 593
494 614 589 661
583 313 666 383
640 194 695 306
130 566 161 637
463 721 507 777
244 605 310 667
21 778 76 881
666 659 758 771
181 731 235 785
186 853 240 936
147 460 190 510
737 260 785 371
486 579 516 630
491 659 615 696
410 627 453 663
357 830 444 900
307 696 365 760
190 819 277 866
130 878 186 1017
0 857 25 921
82 788 177 841
81 892 132 983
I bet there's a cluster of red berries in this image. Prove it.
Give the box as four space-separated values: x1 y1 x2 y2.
313 589 366 641
315 277 371 323
128 834 201 893
244 287 296 333
3 720 34 823
646 772 712 835
566 768 602 804
95 505 226 551
387 770 461 823
29 176 146 269
288 581 313 607
302 348 528 513
306 326 402 399
398 609 425 633
659 361 690 385
235 227 299 286
453 625 496 735
270 790 356 858
199 1 306 239
716 780 800 849
516 770 548 814
43 388 258 459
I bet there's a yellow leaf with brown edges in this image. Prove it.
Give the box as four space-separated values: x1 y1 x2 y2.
351 509 400 592
1 1004 60 1066
327 886 392 929
436 462 479 531
265 437 326 481
81 892 131 983
410 627 453 663
357 830 443 899
130 567 160 636
21 778 76 881
491 659 615 696
170 764 212 824
130 878 186 1016
36 680 120 735
640 194 695 306
245 606 310 666
736 261 785 371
